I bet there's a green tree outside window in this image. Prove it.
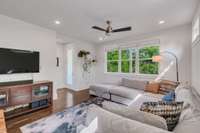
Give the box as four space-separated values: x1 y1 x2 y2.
107 50 119 72
106 46 159 74
139 46 159 74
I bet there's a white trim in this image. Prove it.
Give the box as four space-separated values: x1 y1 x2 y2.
118 49 121 72
135 47 139 74
104 72 158 78
104 39 160 51
192 36 200 47
130 49 133 73
192 17 200 46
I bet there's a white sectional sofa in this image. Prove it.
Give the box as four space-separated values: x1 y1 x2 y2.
88 84 200 133
90 78 163 106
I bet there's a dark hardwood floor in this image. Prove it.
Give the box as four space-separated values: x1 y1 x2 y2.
6 107 54 133
5 88 91 133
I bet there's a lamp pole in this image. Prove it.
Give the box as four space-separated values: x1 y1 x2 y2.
161 51 179 83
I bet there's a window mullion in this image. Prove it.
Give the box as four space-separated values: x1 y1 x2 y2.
119 49 121 73
130 49 132 73
105 52 107 73
136 48 140 74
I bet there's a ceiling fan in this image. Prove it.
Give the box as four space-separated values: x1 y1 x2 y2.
92 20 132 36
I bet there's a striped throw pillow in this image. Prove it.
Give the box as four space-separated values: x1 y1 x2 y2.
140 101 183 131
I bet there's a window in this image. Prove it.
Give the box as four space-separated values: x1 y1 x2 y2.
121 49 130 73
107 50 119 72
120 49 137 73
106 46 159 75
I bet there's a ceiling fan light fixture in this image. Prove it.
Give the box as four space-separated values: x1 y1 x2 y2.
106 32 111 36
54 20 61 25
159 20 165 24
99 37 103 41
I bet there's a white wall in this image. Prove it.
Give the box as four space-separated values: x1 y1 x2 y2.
55 34 96 91
56 43 66 88
95 25 192 84
0 14 96 99
192 3 200 95
0 14 62 99
64 42 96 90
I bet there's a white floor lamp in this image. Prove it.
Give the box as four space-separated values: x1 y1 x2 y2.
152 51 179 84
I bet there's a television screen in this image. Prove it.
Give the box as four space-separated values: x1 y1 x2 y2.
0 48 39 74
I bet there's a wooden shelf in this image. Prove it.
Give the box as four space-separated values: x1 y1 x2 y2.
5 104 51 119
0 81 53 119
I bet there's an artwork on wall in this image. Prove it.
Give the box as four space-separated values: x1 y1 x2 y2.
77 50 96 73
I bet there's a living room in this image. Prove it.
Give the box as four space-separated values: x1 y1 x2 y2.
0 0 200 133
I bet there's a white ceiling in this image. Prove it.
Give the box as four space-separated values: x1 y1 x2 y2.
0 0 199 44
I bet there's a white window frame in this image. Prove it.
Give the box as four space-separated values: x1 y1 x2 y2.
105 45 159 75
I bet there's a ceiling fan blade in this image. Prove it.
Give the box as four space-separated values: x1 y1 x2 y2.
112 27 132 32
92 26 107 32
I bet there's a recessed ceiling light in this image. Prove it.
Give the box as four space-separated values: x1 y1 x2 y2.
54 20 61 25
99 37 103 41
159 20 165 24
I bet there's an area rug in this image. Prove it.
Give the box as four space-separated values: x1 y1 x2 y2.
20 101 95 133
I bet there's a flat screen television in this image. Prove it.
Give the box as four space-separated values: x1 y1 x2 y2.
0 48 39 74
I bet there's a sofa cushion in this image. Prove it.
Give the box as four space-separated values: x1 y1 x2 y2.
173 116 200 133
121 78 148 90
110 86 143 99
175 85 193 109
85 104 171 133
90 84 114 97
102 101 168 130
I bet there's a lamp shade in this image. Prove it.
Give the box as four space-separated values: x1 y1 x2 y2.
152 55 162 62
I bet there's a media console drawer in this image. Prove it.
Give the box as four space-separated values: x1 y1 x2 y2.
10 86 32 106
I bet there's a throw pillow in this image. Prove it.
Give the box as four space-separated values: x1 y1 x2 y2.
160 84 177 90
140 101 184 131
145 82 160 93
160 80 178 86
159 80 178 95
162 91 175 102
